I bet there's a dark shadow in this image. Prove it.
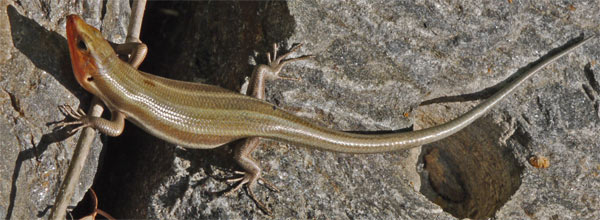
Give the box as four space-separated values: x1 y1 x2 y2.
138 1 296 90
584 63 600 93
581 63 600 116
421 34 588 106
420 87 495 106
6 5 83 94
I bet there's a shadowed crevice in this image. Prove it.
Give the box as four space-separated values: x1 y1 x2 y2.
418 115 524 219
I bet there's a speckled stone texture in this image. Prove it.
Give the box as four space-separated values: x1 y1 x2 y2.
1 0 599 219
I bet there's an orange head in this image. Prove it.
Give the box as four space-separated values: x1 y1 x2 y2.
66 14 114 95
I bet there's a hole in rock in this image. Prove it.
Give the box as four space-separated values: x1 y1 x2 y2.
418 114 524 219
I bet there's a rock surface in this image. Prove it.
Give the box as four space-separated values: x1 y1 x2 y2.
2 0 599 219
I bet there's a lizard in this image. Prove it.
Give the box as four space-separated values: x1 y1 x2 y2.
58 14 593 213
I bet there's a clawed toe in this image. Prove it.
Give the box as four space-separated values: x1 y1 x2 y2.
224 171 277 214
56 105 89 133
58 104 86 119
266 43 313 76
224 172 250 196
257 176 279 192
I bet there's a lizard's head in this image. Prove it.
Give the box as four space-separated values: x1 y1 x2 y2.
66 14 114 94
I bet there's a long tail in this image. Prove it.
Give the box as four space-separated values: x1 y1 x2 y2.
269 35 594 153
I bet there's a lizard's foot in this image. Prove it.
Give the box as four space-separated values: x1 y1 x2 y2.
247 43 313 99
264 43 314 80
56 105 90 134
225 170 279 214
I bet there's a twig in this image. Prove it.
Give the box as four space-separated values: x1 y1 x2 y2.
49 1 147 219
127 0 147 42
50 99 103 220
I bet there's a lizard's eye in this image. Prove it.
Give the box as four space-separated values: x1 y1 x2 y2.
77 39 88 51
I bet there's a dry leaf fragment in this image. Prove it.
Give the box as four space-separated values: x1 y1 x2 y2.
529 155 550 168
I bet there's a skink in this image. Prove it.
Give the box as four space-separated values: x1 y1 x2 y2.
62 14 592 212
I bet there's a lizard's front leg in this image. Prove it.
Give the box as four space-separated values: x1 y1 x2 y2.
58 42 147 135
226 43 311 213
56 105 125 137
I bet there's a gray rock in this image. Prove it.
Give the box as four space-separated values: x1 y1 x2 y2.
0 0 130 219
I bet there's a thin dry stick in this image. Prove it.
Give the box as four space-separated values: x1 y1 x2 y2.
49 1 147 219
128 0 146 43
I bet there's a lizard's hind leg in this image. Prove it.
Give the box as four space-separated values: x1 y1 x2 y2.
226 43 312 214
